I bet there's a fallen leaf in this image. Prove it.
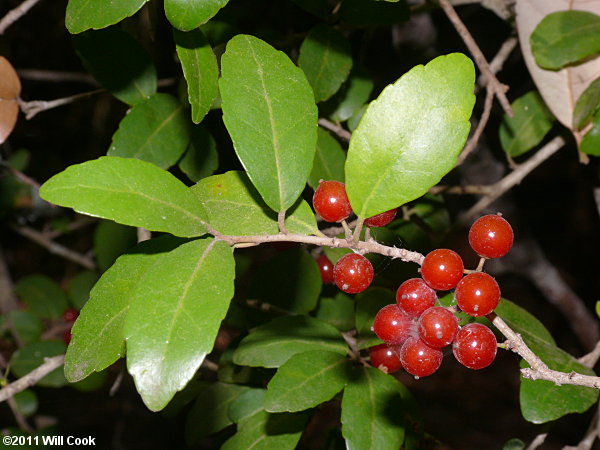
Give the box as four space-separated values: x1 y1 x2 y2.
0 56 21 144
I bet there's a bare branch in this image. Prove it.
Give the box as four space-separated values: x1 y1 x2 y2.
579 341 600 368
428 184 492 195
18 89 105 120
0 355 65 403
525 433 548 450
17 69 98 85
457 85 494 165
475 36 518 93
0 0 44 34
318 118 352 142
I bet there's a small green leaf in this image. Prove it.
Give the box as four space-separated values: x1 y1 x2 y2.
265 350 351 412
64 236 185 382
531 11 600 70
308 129 346 189
341 366 406 450
220 34 318 212
573 77 600 129
581 111 600 156
298 25 353 103
233 316 347 368
229 389 266 423
66 0 149 34
15 275 68 320
73 27 156 104
10 341 66 387
596 301 600 318
355 287 394 349
315 293 355 331
13 390 38 417
329 69 374 122
39 156 208 237
10 310 43 344
67 271 100 310
345 53 475 218
185 382 250 443
250 248 321 314
179 125 219 182
503 438 525 450
339 0 409 26
174 28 219 123
108 94 190 169
192 171 318 236
323 246 352 264
125 238 235 411
93 221 138 272
165 0 229 31
499 91 555 157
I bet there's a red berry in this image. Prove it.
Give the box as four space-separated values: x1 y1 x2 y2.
420 249 464 291
316 254 334 284
396 278 437 317
399 336 443 378
63 307 79 323
63 328 72 345
364 208 398 228
373 304 415 345
468 214 514 259
418 307 458 348
455 272 500 317
369 344 402 374
312 180 353 223
333 253 374 294
453 323 497 370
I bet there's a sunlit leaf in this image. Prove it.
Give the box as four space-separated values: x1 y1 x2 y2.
165 0 230 31
573 77 600 129
66 0 149 34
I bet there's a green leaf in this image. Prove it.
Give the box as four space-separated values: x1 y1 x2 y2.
66 271 100 310
108 94 191 169
339 0 409 26
308 129 346 189
229 388 267 423
249 248 321 313
39 156 208 237
64 236 185 382
596 301 600 319
93 221 138 272
341 366 406 450
581 111 600 156
174 28 219 124
315 293 355 331
125 237 235 411
66 0 149 34
573 77 600 129
13 390 38 417
329 69 374 122
10 310 43 344
15 275 68 320
220 34 318 212
298 25 353 103
165 0 229 31
345 53 475 218
73 27 156 104
10 341 66 387
531 11 600 70
499 91 555 157
185 382 250 443
233 316 347 368
323 246 352 264
495 299 599 423
192 171 319 236
179 125 219 182
503 438 525 450
221 410 308 450
265 350 351 412
355 287 394 349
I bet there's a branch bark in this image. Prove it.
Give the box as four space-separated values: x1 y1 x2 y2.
0 0 44 34
0 355 65 403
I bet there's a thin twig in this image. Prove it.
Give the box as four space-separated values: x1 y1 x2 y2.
428 184 492 195
278 210 288 234
342 330 369 367
475 36 518 93
0 355 65 403
17 69 98 85
0 0 44 34
562 402 600 450
318 118 352 142
437 0 513 116
580 341 600 368
457 85 494 165
44 216 97 239
7 396 33 432
18 88 105 120
525 433 548 450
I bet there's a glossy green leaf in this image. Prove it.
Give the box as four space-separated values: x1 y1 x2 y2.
581 111 600 156
339 0 409 26
66 0 149 34
108 94 190 169
345 53 475 218
10 310 43 344
125 237 235 411
531 11 600 70
179 125 219 182
229 389 266 423
499 91 555 157
192 171 318 236
308 129 346 189
64 236 185 382
315 293 355 331
298 25 353 103
93 221 138 272
221 410 308 450
503 438 525 450
495 299 599 423
10 341 67 387
265 350 351 412
66 271 100 310
233 316 347 368
355 287 394 349
573 77 600 129
329 69 374 122
13 390 38 417
185 382 250 443
39 156 208 237
174 28 219 124
165 0 229 31
220 34 318 212
15 275 68 320
73 27 156 104
250 248 321 313
341 366 406 450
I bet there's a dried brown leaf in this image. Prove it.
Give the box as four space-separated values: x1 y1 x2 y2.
0 56 21 144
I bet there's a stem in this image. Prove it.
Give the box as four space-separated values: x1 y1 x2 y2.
0 355 65 403
278 210 288 234
352 218 364 243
